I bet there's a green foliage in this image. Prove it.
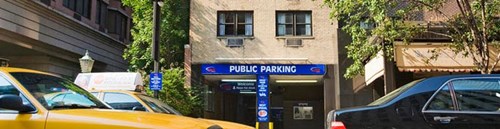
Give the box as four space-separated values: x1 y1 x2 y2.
143 67 204 117
323 0 500 77
120 0 200 116
122 0 190 72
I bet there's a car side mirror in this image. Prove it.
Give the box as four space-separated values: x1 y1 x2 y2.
0 94 36 113
132 106 146 111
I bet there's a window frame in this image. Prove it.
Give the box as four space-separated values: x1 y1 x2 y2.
216 11 254 37
422 77 500 114
276 11 313 37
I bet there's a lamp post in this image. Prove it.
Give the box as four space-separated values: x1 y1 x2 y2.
152 0 163 98
79 50 94 73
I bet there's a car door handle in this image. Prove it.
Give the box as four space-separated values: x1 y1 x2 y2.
433 116 458 124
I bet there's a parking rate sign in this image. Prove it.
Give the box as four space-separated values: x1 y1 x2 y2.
256 75 269 122
149 72 162 91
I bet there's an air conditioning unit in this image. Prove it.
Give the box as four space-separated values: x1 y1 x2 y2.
285 38 303 47
226 38 244 47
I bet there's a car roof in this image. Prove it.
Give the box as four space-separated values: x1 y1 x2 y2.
0 67 58 76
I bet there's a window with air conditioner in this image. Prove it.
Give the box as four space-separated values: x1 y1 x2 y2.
276 11 312 36
217 11 253 37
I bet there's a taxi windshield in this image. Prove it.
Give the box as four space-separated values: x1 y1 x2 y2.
137 94 182 115
10 72 108 110
368 79 423 106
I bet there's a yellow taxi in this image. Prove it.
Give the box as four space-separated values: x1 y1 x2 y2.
90 90 254 129
0 67 222 129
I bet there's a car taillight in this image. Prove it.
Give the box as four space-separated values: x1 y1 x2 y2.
331 121 346 129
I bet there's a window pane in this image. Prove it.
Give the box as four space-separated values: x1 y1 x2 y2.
296 13 307 23
296 24 306 36
286 24 293 35
83 0 90 17
306 25 311 35
245 13 252 24
277 13 286 24
285 13 293 23
452 79 500 112
225 13 234 23
245 25 253 36
99 3 108 26
305 13 311 24
427 85 454 110
63 0 69 7
218 13 225 24
278 25 286 36
107 11 117 33
225 24 235 35
95 1 101 24
237 13 245 23
103 93 142 110
237 24 245 35
76 0 83 14
68 0 75 10
219 25 226 36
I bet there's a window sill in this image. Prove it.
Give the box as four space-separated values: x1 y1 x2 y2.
276 36 315 39
217 36 254 39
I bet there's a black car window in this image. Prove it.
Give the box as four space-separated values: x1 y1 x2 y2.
103 92 143 110
427 85 454 111
451 79 500 112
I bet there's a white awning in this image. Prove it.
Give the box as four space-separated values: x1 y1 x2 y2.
74 72 143 91
364 51 385 85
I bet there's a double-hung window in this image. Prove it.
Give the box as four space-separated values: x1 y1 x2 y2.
63 0 91 18
217 11 253 36
276 11 312 36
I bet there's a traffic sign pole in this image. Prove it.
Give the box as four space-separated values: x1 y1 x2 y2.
152 0 161 98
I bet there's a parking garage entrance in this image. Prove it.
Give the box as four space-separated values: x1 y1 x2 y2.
201 64 326 129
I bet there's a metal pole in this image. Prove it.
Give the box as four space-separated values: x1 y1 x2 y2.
152 0 161 98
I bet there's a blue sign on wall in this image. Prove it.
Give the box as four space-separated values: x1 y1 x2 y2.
201 64 326 75
256 75 269 122
149 72 162 91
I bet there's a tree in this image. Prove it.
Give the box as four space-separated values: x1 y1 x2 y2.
122 0 190 72
322 0 500 78
121 0 203 116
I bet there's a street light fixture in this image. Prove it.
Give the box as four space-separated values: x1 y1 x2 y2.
79 50 94 73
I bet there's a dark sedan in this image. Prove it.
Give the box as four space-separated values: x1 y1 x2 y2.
327 74 500 129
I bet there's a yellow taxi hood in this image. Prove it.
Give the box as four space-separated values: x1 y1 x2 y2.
47 109 216 129
198 118 255 129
